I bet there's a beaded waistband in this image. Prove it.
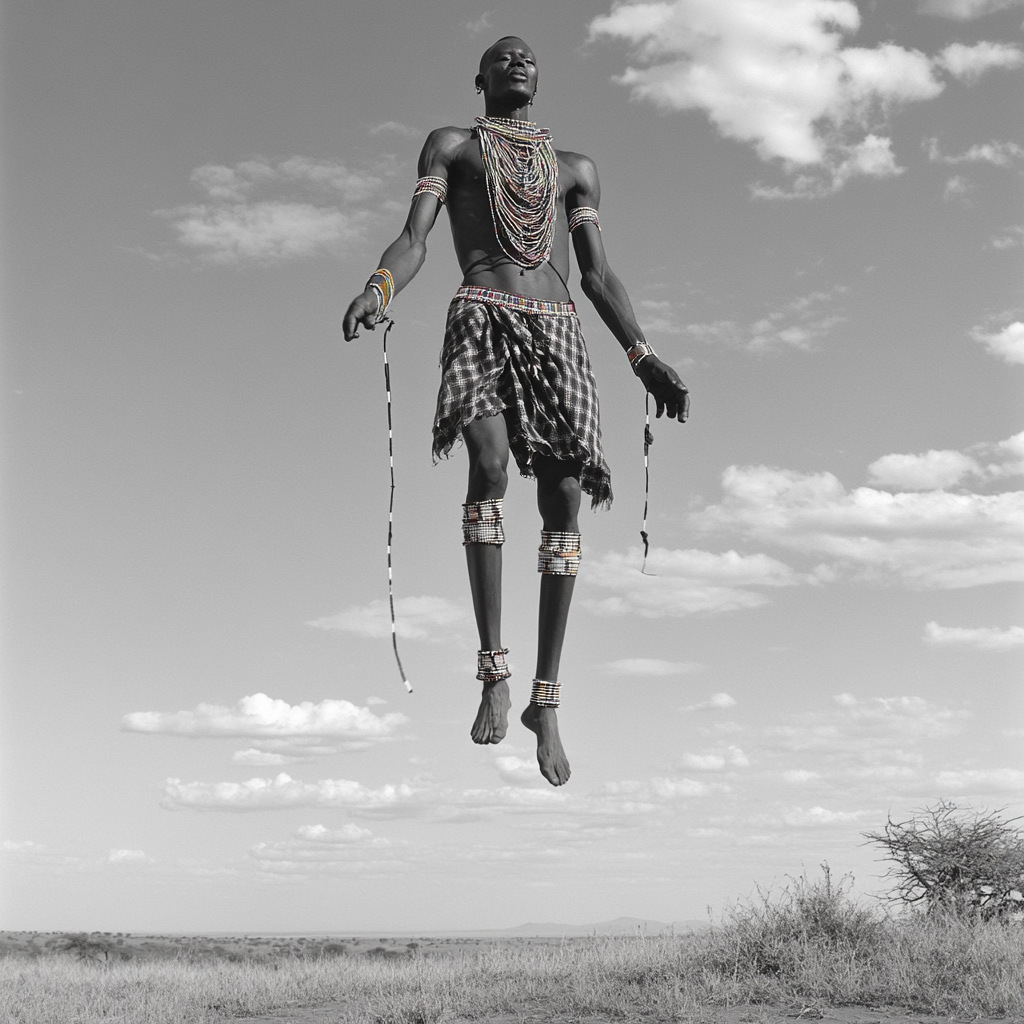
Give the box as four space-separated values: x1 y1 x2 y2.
453 285 576 317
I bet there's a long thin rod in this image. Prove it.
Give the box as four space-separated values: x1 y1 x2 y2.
382 318 412 692
641 393 655 576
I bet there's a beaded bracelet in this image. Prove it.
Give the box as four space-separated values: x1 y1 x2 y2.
626 341 656 375
568 207 600 232
413 176 448 204
366 268 395 323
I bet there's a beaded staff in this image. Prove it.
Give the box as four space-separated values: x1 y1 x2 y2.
475 116 558 269
641 394 655 576
380 316 412 692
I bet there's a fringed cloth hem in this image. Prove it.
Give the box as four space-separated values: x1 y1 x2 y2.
432 287 613 510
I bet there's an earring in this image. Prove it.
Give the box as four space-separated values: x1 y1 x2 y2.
476 86 483 94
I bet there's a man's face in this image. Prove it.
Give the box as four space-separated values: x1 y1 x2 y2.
478 39 538 105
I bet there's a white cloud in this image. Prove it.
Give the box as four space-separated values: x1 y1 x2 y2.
783 806 866 826
943 174 972 202
308 595 470 642
162 773 420 813
588 1 1020 194
990 226 1024 249
682 288 847 348
971 321 1024 364
935 768 1024 792
918 0 1024 18
927 137 1024 167
602 658 705 675
924 621 1024 650
867 449 981 490
783 769 819 783
465 12 494 35
583 546 799 618
124 692 405 743
693 457 1024 589
683 746 748 771
935 41 1024 80
369 121 420 137
107 849 147 864
1 840 44 853
160 157 388 264
682 692 738 712
651 776 714 798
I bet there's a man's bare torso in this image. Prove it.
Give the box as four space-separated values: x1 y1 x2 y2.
428 126 590 303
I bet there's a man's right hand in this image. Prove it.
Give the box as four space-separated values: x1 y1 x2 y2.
342 289 381 341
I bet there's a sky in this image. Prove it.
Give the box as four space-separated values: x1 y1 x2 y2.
1 0 1022 934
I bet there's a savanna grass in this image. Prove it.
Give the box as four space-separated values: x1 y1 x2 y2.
3 872 1021 1024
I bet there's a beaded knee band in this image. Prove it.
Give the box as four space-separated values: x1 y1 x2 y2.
477 648 510 683
463 498 504 545
538 530 581 575
530 679 560 708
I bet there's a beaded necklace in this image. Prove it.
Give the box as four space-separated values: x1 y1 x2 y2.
475 116 558 269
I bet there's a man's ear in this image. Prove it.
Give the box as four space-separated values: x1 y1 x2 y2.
474 73 485 93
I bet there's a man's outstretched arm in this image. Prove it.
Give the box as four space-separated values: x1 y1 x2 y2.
342 128 459 340
567 156 689 422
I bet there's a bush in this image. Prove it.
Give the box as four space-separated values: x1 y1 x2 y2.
863 800 1024 919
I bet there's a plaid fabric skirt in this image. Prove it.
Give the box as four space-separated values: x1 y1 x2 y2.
432 286 612 509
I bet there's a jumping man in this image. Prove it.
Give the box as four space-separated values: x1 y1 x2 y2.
343 37 689 787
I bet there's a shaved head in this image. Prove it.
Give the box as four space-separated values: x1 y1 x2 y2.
479 36 533 75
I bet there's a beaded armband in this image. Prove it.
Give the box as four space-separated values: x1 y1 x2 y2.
413 176 448 205
477 648 511 683
463 498 504 545
366 268 395 323
568 207 600 233
626 341 656 375
530 679 561 708
538 531 581 576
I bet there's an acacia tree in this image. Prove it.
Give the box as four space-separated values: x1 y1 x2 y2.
863 800 1024 919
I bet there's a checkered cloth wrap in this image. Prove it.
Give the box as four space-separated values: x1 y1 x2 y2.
432 286 612 509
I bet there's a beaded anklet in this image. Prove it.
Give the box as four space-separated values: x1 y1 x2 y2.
530 679 560 708
463 498 504 545
537 530 581 576
477 648 510 683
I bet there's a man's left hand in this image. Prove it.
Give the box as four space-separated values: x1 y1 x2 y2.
637 356 689 422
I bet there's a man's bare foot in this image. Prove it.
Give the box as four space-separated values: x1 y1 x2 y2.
470 680 511 744
520 703 571 786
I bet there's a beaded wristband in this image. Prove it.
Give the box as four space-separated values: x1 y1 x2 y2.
568 207 600 232
366 268 395 322
626 341 656 375
530 679 560 708
477 648 511 683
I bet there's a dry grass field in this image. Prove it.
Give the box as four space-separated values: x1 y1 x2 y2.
2 874 1021 1024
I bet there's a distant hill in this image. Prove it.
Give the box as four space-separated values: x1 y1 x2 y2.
491 916 708 937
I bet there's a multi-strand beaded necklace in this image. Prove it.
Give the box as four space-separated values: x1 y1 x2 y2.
475 116 558 269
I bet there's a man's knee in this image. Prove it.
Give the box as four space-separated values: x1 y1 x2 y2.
469 450 509 496
541 472 581 512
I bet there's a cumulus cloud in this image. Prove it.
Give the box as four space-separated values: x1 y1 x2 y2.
934 41 1024 80
583 546 799 618
927 137 1024 167
107 849 148 864
589 1 1020 194
867 448 981 490
369 121 420 137
683 289 847 348
125 693 405 741
783 769 819 783
159 157 389 264
783 806 866 826
602 658 705 675
162 773 420 814
971 320 1024 364
935 768 1024 792
682 746 749 771
924 621 1024 650
308 595 470 642
682 692 738 711
693 452 1024 588
651 776 716 798
918 0 1024 17
990 226 1024 249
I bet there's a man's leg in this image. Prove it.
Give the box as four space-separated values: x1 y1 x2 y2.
463 414 511 744
521 456 581 787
